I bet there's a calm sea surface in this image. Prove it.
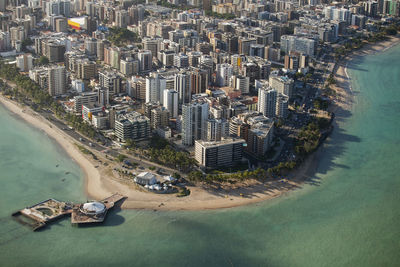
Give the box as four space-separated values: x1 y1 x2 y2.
0 45 399 267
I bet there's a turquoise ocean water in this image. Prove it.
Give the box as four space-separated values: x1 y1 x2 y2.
0 45 399 266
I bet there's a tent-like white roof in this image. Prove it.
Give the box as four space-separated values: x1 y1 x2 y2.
82 202 106 214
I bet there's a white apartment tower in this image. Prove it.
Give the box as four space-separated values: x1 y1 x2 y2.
269 75 294 100
230 75 250 94
280 35 316 57
145 73 166 104
258 86 277 118
182 101 209 146
48 65 66 96
207 118 229 141
16 54 33 72
163 89 179 118
216 63 233 87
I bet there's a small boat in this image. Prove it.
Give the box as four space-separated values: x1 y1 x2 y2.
56 164 59 167
65 171 70 175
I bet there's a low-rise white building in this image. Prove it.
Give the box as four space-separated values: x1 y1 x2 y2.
134 172 157 186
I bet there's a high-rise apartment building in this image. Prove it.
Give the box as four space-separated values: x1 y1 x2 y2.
77 60 96 80
258 86 277 118
138 50 152 72
73 92 98 113
46 41 65 63
269 75 294 100
55 17 68 32
115 111 150 142
182 100 209 146
142 37 162 58
128 77 146 100
174 72 192 104
216 63 233 87
194 138 246 168
246 122 274 157
48 65 66 96
120 57 139 76
207 118 229 141
45 0 70 17
280 35 317 57
276 94 289 119
99 70 121 95
231 75 250 94
190 67 209 94
151 106 170 129
84 38 97 56
16 54 33 72
163 89 178 118
115 10 129 28
173 53 189 68
146 73 166 104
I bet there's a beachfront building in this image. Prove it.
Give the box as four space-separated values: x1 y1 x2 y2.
246 122 275 157
16 54 33 72
134 172 157 186
73 92 98 113
48 65 67 96
195 138 246 169
82 104 103 123
114 111 150 142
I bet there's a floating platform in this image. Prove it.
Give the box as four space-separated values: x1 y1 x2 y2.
12 194 125 231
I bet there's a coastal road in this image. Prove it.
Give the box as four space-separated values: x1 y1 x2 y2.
46 114 181 175
2 79 181 176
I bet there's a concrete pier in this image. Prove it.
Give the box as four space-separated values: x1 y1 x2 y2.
12 194 125 231
71 193 125 224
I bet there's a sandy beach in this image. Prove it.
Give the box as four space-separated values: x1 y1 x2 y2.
0 95 111 199
0 94 305 210
330 35 400 115
1 35 398 211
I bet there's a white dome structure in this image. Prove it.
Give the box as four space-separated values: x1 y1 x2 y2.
81 202 106 214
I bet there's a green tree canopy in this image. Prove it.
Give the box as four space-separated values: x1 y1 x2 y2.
38 56 49 65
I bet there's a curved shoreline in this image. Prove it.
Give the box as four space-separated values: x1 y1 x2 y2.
1 36 398 211
0 95 111 199
0 94 318 210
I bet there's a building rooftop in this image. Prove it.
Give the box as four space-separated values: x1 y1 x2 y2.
250 122 274 137
196 138 246 147
116 111 149 124
81 202 106 214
